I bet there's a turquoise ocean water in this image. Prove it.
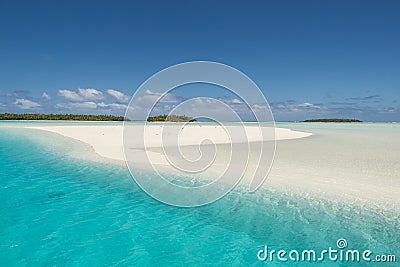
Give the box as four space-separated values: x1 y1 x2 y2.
0 123 399 266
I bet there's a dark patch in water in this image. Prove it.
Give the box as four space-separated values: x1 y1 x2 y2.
47 191 66 199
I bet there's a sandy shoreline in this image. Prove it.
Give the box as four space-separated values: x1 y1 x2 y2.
26 125 312 162
17 123 400 210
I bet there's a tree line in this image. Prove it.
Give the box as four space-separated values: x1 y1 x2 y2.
0 113 128 121
147 115 197 122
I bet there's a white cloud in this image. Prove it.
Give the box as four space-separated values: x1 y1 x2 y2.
58 89 84 102
14 99 41 109
97 102 127 109
77 88 104 101
0 103 6 108
42 92 51 101
58 88 105 102
144 89 156 95
56 101 97 110
270 101 323 113
231 98 242 104
126 93 267 121
4 90 29 98
106 89 130 103
138 89 180 104
252 104 268 110
151 97 242 121
378 106 399 114
298 102 319 108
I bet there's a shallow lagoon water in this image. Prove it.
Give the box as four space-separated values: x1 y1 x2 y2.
0 123 399 266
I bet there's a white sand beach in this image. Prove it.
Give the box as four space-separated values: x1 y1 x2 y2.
27 124 311 162
21 123 400 210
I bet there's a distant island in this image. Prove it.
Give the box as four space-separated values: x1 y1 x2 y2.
0 113 128 121
147 115 197 122
303 118 362 122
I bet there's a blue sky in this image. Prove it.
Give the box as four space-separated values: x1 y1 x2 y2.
0 0 399 121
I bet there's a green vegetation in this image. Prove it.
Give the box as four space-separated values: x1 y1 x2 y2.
0 113 128 121
303 118 362 122
147 115 197 122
